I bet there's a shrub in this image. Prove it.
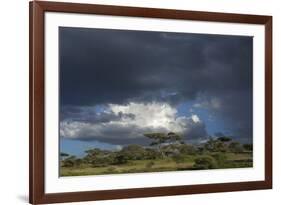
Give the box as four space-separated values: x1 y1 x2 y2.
83 148 116 167
204 138 228 152
243 144 253 151
211 153 227 167
145 161 155 169
74 158 83 167
113 154 128 165
172 154 185 164
107 167 117 173
62 156 76 167
144 148 161 159
228 142 244 153
120 144 147 160
179 144 196 155
196 146 205 155
61 156 84 167
193 156 217 169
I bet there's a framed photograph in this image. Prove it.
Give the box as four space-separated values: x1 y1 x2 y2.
29 1 272 204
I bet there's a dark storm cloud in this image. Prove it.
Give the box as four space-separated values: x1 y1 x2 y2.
60 27 252 106
59 27 253 143
194 89 252 142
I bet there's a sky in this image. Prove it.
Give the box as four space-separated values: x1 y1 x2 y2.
59 27 253 157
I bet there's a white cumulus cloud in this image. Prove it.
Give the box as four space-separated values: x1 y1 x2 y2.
60 102 207 144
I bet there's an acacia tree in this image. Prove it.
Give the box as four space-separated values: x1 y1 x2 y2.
120 144 146 160
62 155 81 167
60 152 70 166
217 136 232 142
60 152 69 159
83 148 115 167
144 132 182 158
167 132 183 144
204 136 233 152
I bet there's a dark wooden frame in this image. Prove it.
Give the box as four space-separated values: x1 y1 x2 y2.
29 1 272 204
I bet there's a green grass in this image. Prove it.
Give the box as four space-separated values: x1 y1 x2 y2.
60 152 253 177
61 158 194 176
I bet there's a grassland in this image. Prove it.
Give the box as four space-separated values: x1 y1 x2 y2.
60 152 252 176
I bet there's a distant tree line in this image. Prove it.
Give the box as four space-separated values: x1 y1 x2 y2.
60 132 253 170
